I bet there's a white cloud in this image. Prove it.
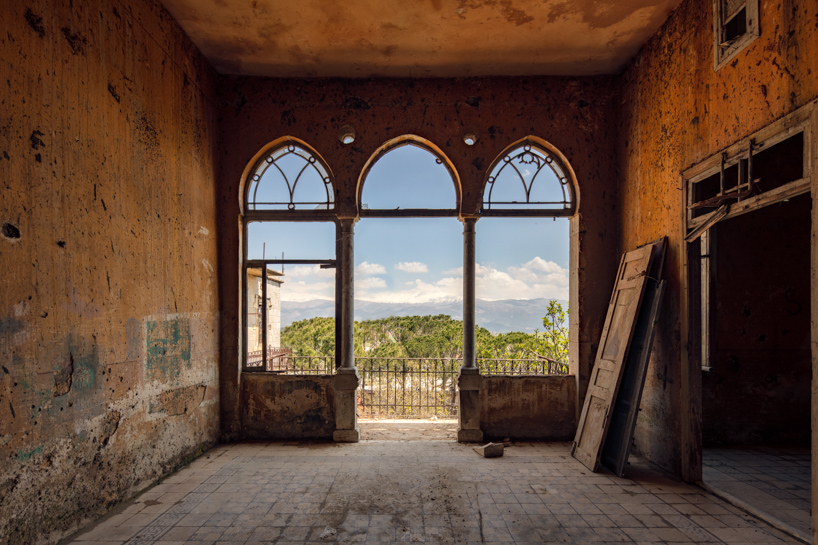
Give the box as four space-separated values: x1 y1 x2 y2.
281 256 568 304
359 277 461 304
395 261 429 273
279 280 335 302
283 264 335 279
357 277 387 289
356 261 386 275
477 258 568 301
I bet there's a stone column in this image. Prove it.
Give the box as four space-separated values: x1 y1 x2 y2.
334 217 360 442
458 216 483 442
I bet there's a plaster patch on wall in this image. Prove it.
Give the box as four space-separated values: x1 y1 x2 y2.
150 384 207 416
64 283 101 318
52 353 73 397
146 317 191 381
125 317 141 360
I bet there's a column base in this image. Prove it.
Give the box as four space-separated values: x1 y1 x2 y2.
333 427 360 443
457 429 484 443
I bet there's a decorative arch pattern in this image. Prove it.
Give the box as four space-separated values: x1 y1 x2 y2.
242 137 334 214
482 137 577 217
357 135 461 217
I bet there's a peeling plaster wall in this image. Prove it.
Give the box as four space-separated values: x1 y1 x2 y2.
618 0 818 473
480 375 576 441
240 374 336 440
216 76 623 439
0 0 220 543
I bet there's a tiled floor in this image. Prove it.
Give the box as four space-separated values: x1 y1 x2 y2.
703 446 810 541
358 419 458 441
65 441 801 545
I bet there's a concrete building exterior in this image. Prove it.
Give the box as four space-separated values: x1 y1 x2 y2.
1 0 817 543
245 268 283 352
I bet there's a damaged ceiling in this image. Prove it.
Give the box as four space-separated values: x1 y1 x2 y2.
159 0 683 77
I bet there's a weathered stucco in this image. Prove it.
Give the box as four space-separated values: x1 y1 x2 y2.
240 374 336 440
0 0 220 543
618 0 818 474
480 375 577 440
159 0 682 78
215 76 623 440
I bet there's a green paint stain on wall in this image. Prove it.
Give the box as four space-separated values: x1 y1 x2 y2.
146 318 191 381
15 445 43 461
72 356 96 390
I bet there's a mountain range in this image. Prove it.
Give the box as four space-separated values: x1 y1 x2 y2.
281 298 567 334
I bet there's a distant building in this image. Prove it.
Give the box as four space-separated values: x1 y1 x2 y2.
246 267 284 351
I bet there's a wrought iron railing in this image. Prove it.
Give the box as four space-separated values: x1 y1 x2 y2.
244 354 569 418
478 357 569 376
358 357 461 418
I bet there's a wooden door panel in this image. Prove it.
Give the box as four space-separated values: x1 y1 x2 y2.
601 240 667 477
572 242 660 472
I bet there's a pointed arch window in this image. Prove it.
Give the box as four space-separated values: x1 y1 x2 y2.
358 136 460 217
245 141 334 212
482 138 576 217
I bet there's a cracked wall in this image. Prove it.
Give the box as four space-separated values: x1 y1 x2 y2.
618 0 818 474
0 0 220 543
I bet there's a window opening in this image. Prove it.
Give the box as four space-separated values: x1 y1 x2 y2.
475 217 570 376
245 220 337 373
482 139 575 216
354 218 463 419
245 141 334 211
713 0 759 70
359 137 459 217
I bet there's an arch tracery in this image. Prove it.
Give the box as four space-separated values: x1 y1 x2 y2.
481 136 578 217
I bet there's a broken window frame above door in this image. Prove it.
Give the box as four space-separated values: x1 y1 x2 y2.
682 104 813 373
684 110 812 243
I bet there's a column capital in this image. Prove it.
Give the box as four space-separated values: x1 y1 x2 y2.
457 368 483 390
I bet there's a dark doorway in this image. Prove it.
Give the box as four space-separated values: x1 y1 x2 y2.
701 194 811 540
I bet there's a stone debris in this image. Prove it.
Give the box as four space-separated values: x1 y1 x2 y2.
319 526 337 540
473 442 504 458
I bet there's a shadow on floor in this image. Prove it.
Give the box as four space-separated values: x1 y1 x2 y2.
703 446 811 543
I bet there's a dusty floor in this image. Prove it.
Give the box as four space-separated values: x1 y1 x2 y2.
64 440 801 545
359 418 458 441
703 446 811 542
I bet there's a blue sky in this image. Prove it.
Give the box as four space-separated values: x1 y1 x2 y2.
248 144 569 303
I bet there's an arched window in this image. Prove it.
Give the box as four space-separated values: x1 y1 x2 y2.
240 138 338 374
481 137 576 216
475 137 578 378
244 139 334 212
358 136 460 217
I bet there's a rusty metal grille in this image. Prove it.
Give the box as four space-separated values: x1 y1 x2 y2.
478 357 569 376
357 357 461 418
245 352 330 373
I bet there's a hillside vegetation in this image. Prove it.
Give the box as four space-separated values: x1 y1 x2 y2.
281 300 568 365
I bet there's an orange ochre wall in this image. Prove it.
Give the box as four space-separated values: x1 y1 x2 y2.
0 0 220 543
618 0 818 473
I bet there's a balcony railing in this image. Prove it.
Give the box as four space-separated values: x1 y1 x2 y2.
244 353 569 418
